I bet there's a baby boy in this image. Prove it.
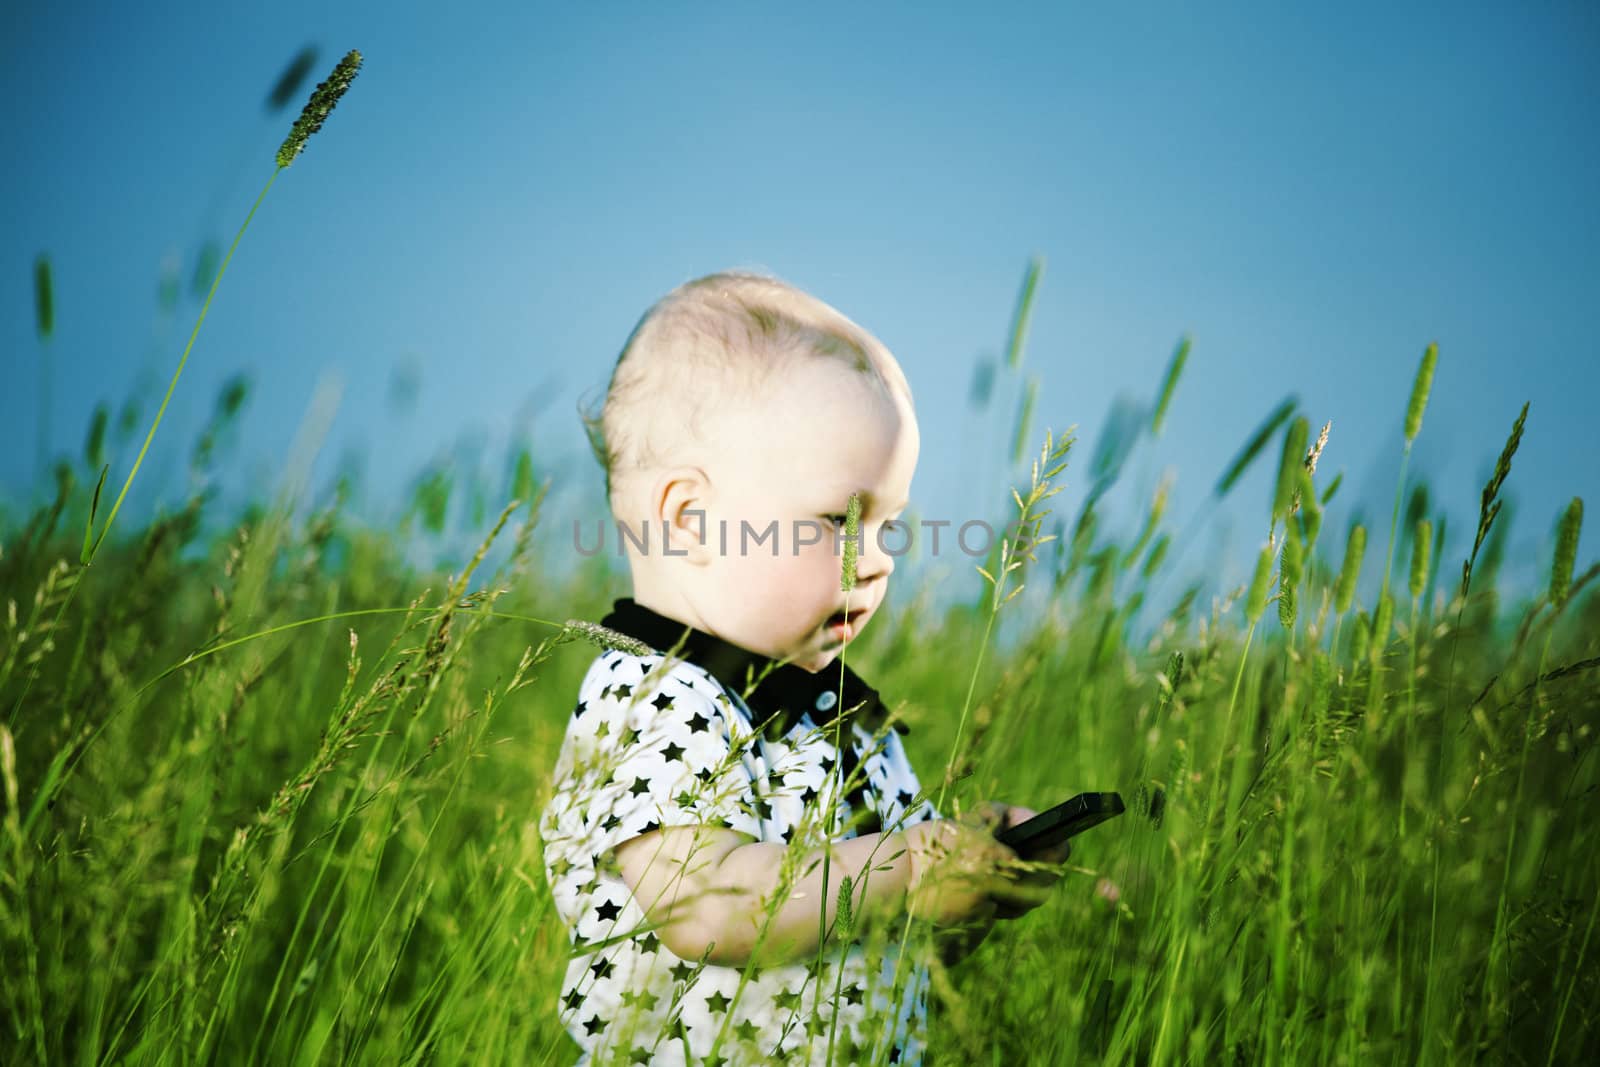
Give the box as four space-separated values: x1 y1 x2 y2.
539 271 1067 1066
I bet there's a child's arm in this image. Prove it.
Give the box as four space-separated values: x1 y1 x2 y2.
614 818 1029 969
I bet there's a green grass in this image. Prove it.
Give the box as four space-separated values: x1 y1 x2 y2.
2 354 1595 1065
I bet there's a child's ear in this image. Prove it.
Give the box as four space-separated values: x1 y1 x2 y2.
654 466 713 565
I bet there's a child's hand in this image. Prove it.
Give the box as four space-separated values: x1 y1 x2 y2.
902 816 1041 928
969 801 1071 920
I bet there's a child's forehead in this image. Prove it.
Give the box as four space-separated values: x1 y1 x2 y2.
712 361 916 450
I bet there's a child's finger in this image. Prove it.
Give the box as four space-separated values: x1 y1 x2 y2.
1004 805 1037 830
963 800 1010 832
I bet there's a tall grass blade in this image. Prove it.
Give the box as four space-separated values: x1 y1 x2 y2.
79 464 109 565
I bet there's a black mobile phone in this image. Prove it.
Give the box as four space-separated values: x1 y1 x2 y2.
994 792 1125 859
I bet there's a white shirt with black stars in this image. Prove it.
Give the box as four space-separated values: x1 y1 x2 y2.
539 606 941 1067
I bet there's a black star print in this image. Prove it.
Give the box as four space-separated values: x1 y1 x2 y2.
819 754 838 775
798 783 820 805
651 691 675 712
661 741 686 763
549 856 573 879
733 1018 761 1043
896 789 915 810
629 776 651 797
639 818 660 835
563 987 583 1012
572 700 587 717
619 988 659 1012
600 685 612 700
675 790 698 809
669 960 695 984
774 988 803 1013
705 990 731 1013
754 795 777 822
629 1047 651 1065
584 1014 605 1036
686 708 712 732
590 956 613 981
889 1043 903 1062
843 983 865 1006
593 719 610 739
695 766 716 783
595 898 621 922
638 931 661 954
602 813 621 832
619 727 640 747
614 682 633 699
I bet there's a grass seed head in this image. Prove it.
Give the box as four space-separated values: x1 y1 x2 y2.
1151 334 1191 437
561 620 652 658
1277 531 1302 630
1011 376 1040 466
840 491 862 591
1371 591 1394 660
1273 417 1310 522
1335 524 1366 616
1550 497 1583 607
276 50 363 169
1409 519 1432 602
34 254 54 340
1006 255 1044 370
836 874 854 936
1142 533 1170 579
266 45 319 113
1246 540 1275 623
1351 610 1372 663
1305 420 1331 477
1404 342 1438 444
1215 396 1297 498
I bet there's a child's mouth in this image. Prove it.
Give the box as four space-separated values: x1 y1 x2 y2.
826 608 869 637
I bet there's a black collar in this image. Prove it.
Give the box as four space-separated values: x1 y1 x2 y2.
598 598 909 739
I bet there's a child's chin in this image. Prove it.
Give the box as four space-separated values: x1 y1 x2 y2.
798 646 840 673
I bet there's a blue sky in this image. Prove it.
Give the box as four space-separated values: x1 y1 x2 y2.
3 1 1595 617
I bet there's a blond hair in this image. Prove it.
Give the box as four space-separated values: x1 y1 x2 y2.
581 270 912 511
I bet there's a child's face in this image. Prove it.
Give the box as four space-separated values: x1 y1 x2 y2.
683 360 918 673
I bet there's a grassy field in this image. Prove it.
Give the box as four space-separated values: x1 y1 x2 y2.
2 338 1595 1066
5 56 1597 1065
